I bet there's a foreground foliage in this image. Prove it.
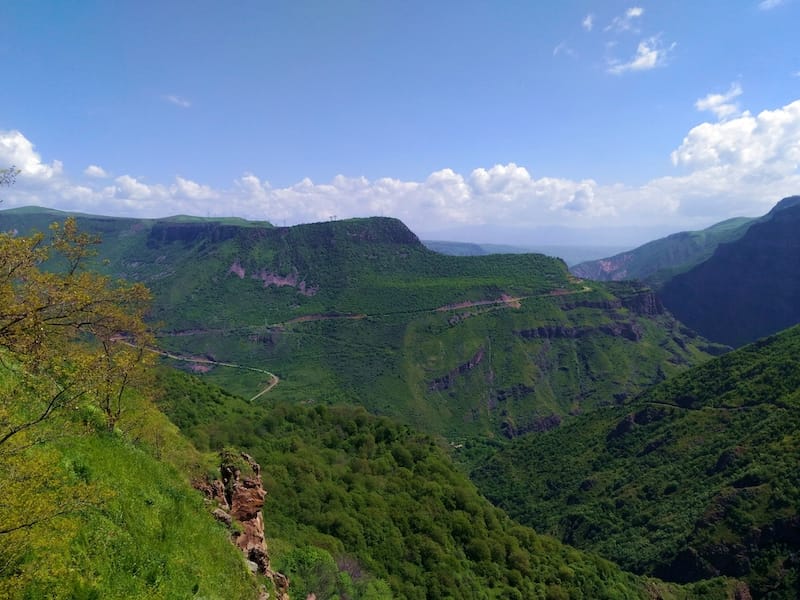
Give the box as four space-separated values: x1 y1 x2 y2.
473 325 800 598
0 220 258 598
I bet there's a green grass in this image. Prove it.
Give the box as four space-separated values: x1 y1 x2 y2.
0 364 259 600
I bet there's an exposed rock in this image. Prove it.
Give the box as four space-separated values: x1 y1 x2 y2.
620 291 664 316
501 413 562 439
251 268 319 296
427 347 485 391
212 507 232 526
195 452 290 600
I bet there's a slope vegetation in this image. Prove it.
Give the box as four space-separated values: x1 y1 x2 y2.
157 368 735 600
0 208 722 440
473 324 800 598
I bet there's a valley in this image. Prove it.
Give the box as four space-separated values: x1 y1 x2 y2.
1 201 798 598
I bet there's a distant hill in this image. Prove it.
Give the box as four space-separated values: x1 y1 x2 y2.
424 239 631 265
659 196 800 347
571 216 757 286
473 323 800 598
0 207 721 441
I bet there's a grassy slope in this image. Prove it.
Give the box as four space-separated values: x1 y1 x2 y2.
0 365 259 599
156 368 735 600
472 325 800 598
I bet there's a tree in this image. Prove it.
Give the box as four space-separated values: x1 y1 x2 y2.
0 216 154 587
0 217 155 447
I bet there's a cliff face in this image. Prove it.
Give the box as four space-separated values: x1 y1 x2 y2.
196 452 289 600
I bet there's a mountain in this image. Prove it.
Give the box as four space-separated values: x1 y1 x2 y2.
472 323 800 598
0 207 722 441
570 216 756 286
424 239 633 265
659 196 800 347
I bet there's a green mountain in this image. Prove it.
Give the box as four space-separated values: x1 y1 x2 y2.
0 207 745 599
0 208 721 441
659 196 800 347
424 239 632 266
156 368 735 600
472 324 800 598
570 216 756 286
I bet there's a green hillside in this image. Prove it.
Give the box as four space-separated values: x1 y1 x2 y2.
472 324 800 597
0 208 722 440
0 362 261 599
156 368 735 600
570 216 756 286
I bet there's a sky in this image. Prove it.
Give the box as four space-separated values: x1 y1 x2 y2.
1 0 799 246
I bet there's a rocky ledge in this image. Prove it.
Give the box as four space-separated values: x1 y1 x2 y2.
195 451 289 600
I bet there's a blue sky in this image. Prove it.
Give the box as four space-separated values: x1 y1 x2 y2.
2 0 799 245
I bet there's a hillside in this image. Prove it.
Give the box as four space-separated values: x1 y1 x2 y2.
0 359 262 599
0 208 722 440
156 368 736 600
472 324 800 598
570 216 756 286
659 196 800 347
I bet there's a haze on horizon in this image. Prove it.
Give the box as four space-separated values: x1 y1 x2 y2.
2 1 799 247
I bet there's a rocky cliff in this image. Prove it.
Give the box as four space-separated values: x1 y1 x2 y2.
196 452 289 600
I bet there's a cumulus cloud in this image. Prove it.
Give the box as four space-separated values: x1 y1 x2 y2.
758 0 784 9
84 164 109 178
0 130 63 180
582 14 594 31
605 7 644 33
164 94 191 108
671 99 800 173
607 36 676 74
2 97 800 241
694 83 743 120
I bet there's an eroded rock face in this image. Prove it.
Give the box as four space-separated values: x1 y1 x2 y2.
195 452 289 600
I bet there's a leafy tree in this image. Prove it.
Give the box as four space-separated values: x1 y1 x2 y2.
0 217 154 445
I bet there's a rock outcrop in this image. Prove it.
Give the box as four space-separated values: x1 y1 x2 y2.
195 452 289 600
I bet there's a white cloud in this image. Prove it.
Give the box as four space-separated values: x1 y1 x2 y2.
607 36 676 74
2 98 800 241
0 130 63 180
758 0 784 9
694 83 743 120
582 14 594 31
671 99 800 173
605 6 644 32
84 164 109 178
171 176 218 200
164 94 191 108
553 41 577 58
